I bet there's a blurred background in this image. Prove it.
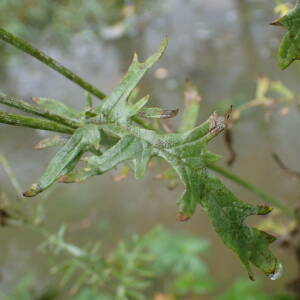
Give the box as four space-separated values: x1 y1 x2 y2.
0 0 300 299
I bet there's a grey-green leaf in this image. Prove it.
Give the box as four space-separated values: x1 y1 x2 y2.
32 97 83 120
24 125 100 196
34 135 67 150
24 37 280 280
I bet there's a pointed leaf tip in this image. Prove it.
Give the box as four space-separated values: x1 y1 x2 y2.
144 37 168 66
257 205 273 215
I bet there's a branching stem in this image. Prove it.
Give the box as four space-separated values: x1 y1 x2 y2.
0 92 81 129
0 28 295 220
0 28 106 100
0 111 74 134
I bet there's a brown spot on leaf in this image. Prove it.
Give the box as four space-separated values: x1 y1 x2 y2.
58 175 74 183
159 108 179 119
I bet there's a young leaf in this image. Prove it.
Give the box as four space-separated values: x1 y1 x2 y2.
24 125 100 196
271 1 300 69
32 97 84 121
34 135 67 150
178 80 201 132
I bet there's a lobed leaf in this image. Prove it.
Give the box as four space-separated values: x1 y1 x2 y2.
24 38 281 280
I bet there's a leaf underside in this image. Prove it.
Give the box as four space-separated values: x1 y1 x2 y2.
24 37 279 279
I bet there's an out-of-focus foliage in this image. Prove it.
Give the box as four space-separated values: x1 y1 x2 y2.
232 77 300 122
37 225 213 299
0 0 161 44
0 274 57 300
216 279 295 300
1 226 295 300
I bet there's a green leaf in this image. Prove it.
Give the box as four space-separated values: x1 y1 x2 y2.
271 1 300 69
24 38 280 280
24 124 100 196
32 97 84 120
201 175 278 280
97 37 168 124
34 135 67 150
61 134 153 182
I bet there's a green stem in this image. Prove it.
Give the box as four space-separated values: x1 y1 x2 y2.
0 28 165 130
0 153 23 199
0 92 81 129
0 111 74 134
207 162 297 218
0 28 106 100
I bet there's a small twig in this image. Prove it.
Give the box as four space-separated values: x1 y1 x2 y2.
0 111 74 134
272 153 300 180
224 129 236 166
0 28 106 100
0 153 23 199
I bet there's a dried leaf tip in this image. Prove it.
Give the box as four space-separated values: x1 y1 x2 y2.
23 183 41 197
31 97 40 103
270 19 283 26
176 212 191 222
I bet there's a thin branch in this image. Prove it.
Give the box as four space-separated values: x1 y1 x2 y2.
0 92 81 129
272 152 300 180
0 111 74 134
0 28 106 100
0 152 23 199
207 162 297 218
0 28 165 130
224 128 236 166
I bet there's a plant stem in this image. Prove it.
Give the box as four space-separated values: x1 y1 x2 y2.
0 92 81 129
0 28 106 100
207 162 297 218
0 111 74 134
0 152 23 198
0 28 165 129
